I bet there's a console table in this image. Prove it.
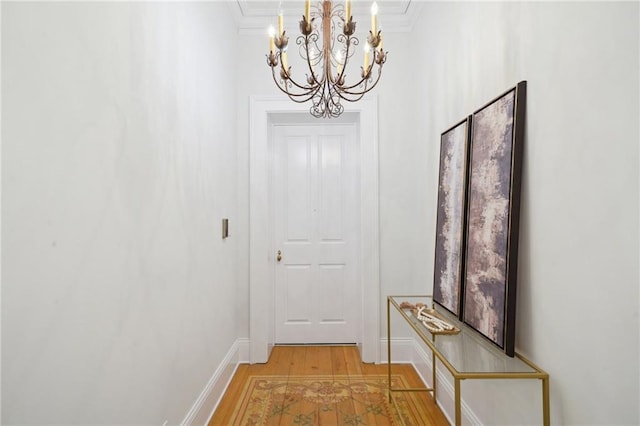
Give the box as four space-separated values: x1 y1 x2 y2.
387 295 550 426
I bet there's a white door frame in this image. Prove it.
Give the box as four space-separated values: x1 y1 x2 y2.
249 96 380 364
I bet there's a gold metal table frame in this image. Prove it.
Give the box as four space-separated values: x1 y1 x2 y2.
387 295 550 426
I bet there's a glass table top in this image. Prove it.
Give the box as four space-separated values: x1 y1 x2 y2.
389 295 540 375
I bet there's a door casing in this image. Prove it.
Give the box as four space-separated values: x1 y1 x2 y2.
249 96 380 363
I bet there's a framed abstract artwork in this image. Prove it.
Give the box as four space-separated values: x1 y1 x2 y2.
433 118 471 317
462 81 526 357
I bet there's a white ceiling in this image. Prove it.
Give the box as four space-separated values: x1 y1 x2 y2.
228 0 422 34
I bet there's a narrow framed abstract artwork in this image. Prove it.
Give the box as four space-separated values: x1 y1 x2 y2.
433 118 471 317
463 81 526 357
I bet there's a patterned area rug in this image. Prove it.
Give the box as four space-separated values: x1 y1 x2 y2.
228 374 429 425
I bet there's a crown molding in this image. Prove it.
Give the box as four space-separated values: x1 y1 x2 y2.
227 0 422 35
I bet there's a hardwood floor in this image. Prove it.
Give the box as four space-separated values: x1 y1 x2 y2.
209 345 449 425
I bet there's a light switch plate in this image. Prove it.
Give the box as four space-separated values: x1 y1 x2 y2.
222 218 229 239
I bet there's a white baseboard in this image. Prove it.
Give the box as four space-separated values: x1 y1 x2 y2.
381 337 482 425
237 337 250 363
181 338 250 426
379 338 416 363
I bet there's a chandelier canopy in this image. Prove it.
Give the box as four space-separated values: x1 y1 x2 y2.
267 0 387 118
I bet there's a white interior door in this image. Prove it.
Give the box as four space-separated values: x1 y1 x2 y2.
272 124 359 344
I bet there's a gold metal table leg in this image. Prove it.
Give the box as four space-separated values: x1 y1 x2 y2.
542 376 550 426
432 334 437 400
454 378 462 426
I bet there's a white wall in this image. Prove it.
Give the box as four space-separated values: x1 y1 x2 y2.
2 2 238 424
375 30 435 337
410 2 639 425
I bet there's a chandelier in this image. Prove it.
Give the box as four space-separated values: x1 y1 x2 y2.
266 0 387 118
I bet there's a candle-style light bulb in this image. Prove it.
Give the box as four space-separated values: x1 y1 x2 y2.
371 1 378 34
278 6 284 35
345 0 351 20
268 25 275 53
336 50 344 75
309 45 318 76
363 43 370 69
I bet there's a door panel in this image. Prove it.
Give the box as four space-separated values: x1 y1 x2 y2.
273 124 359 344
284 265 312 322
319 136 343 240
317 264 346 322
285 137 312 241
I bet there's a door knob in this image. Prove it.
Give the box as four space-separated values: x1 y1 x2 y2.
276 250 282 262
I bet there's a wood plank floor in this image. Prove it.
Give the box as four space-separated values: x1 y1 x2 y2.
209 345 449 425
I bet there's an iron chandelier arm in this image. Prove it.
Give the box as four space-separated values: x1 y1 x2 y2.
301 34 325 87
269 64 320 104
272 82 319 104
335 64 383 99
279 70 316 92
267 50 322 101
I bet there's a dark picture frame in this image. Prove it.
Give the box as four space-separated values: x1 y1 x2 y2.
433 117 471 317
462 81 526 357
